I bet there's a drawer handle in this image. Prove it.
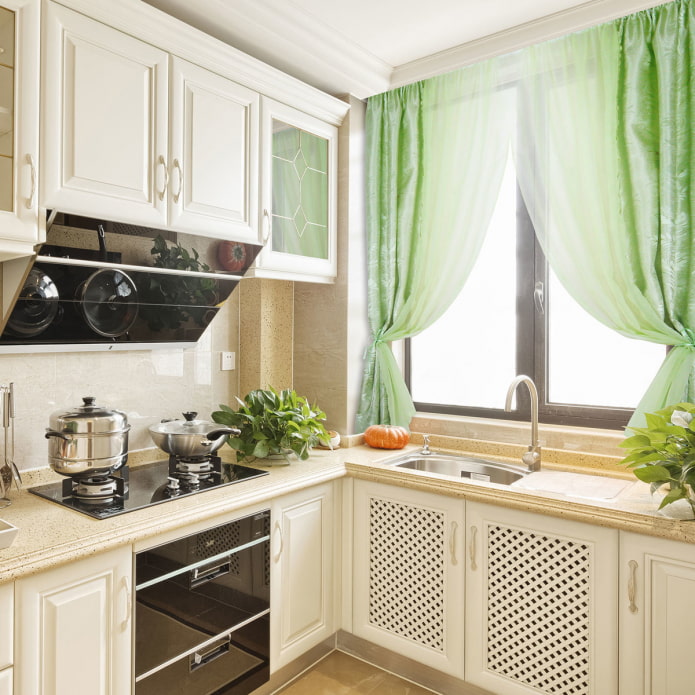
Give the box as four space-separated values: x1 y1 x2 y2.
157 155 169 201
449 521 458 565
469 525 478 571
190 635 231 672
628 559 638 613
190 559 231 588
173 158 183 204
262 208 271 243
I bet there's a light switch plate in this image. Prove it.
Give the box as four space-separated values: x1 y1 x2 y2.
220 352 236 371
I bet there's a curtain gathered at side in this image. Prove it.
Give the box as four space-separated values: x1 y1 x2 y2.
355 64 513 431
515 0 695 427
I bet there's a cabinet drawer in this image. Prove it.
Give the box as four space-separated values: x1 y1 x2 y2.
0 583 12 669
0 667 11 695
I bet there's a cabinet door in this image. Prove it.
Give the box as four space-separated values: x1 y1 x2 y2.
466 502 618 695
169 58 259 242
0 668 11 695
42 3 168 226
15 545 133 695
352 480 465 679
620 531 695 695
270 482 336 671
253 98 337 282
0 0 41 254
0 581 11 670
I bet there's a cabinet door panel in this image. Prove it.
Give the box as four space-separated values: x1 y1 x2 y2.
0 0 41 251
169 58 258 242
352 480 464 679
620 532 695 695
15 546 132 695
271 483 335 671
0 668 11 695
0 582 11 670
466 502 618 695
42 3 167 226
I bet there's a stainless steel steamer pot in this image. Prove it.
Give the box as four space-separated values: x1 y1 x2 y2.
149 412 238 458
45 396 130 476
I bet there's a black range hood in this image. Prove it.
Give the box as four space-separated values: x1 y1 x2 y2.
0 213 261 352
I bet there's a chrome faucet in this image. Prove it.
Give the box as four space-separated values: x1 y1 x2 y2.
421 434 432 456
504 375 541 472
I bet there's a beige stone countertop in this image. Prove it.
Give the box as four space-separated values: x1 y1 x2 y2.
1 442 694 585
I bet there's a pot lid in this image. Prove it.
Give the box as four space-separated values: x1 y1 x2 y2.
150 411 222 435
48 396 130 434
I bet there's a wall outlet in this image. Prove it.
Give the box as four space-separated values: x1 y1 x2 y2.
220 351 236 371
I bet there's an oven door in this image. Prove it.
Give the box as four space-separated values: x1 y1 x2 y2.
134 510 270 695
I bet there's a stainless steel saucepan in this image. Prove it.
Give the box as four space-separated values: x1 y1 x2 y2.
45 396 130 476
149 412 238 458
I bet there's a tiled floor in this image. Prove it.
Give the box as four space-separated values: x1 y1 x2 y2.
276 651 437 695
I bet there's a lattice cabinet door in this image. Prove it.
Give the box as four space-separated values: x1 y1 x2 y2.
465 502 619 695
620 531 695 695
352 480 465 679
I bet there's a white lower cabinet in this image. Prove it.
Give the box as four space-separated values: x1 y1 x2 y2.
0 669 12 695
620 531 695 695
14 545 133 695
352 480 465 679
271 482 336 671
465 502 619 695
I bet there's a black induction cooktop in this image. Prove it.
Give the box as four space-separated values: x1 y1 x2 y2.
29 458 269 520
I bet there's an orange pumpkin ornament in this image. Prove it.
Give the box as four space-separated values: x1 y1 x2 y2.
364 424 410 449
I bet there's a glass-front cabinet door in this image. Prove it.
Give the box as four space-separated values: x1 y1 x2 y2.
0 0 40 255
253 98 337 282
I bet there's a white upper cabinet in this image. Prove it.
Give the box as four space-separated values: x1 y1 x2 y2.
251 98 338 282
0 0 41 257
41 3 259 243
42 3 168 227
169 58 258 242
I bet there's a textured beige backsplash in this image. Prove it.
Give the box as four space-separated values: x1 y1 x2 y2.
0 292 241 473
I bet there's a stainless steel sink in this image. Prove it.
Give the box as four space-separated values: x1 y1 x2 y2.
385 452 529 486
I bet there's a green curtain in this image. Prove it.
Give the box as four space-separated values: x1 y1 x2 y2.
515 0 695 427
355 63 512 431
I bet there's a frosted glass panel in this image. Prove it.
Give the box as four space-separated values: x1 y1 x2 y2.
271 120 328 259
0 8 14 212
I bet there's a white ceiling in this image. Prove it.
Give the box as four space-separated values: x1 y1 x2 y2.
144 0 668 98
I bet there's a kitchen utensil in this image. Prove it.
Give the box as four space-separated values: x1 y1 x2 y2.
45 396 130 477
0 387 10 507
79 268 139 337
5 268 59 337
149 412 238 459
8 383 21 489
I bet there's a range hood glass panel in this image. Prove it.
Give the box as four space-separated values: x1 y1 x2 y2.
0 213 262 350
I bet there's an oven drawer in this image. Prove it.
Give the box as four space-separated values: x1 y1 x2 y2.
135 510 270 691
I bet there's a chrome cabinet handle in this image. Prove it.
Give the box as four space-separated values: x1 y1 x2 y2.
172 158 183 203
157 155 169 201
262 208 271 243
25 154 36 210
449 521 458 565
273 520 284 561
469 525 478 571
121 575 132 631
628 559 638 613
534 280 545 314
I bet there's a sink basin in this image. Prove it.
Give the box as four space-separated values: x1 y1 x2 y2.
385 452 529 486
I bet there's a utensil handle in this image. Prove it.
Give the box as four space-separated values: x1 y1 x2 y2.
2 389 8 429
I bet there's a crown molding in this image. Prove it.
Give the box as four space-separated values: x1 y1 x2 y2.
142 0 391 100
391 0 669 89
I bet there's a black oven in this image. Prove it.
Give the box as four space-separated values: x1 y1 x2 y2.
134 510 270 695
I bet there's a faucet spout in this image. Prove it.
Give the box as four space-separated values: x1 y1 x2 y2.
504 375 541 472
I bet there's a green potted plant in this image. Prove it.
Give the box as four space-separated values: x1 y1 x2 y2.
620 402 695 517
212 387 331 463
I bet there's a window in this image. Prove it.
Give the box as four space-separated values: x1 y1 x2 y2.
406 143 665 429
